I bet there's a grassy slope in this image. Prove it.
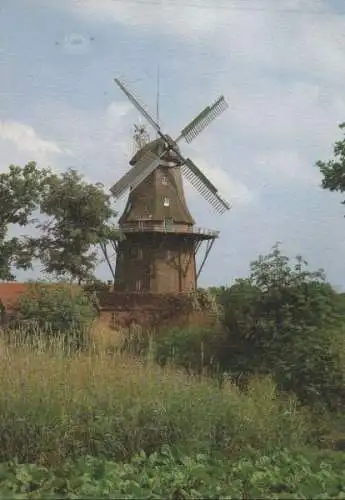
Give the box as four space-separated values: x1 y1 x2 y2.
0 333 307 464
0 330 344 498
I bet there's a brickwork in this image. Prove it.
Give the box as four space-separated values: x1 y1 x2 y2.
114 233 197 293
96 291 217 330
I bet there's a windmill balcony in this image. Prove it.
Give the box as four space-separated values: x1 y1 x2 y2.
116 222 219 239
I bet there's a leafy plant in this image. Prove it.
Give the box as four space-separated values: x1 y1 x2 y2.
2 448 345 498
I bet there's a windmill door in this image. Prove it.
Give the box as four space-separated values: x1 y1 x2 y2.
164 217 173 231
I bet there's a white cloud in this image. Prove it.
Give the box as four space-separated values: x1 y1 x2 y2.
224 81 345 145
0 121 62 154
254 150 320 185
106 101 133 123
0 121 70 172
58 0 329 35
22 99 139 185
105 100 135 148
55 0 345 83
57 0 220 37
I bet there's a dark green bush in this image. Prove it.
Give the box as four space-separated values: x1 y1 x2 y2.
153 325 225 375
218 244 345 410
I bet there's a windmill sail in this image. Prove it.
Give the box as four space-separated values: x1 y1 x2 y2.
181 158 231 215
178 96 228 144
112 76 231 215
110 150 161 199
114 78 161 134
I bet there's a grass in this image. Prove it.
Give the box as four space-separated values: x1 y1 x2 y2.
3 325 345 498
0 326 308 467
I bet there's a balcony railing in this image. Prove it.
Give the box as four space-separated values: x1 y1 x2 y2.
116 223 219 238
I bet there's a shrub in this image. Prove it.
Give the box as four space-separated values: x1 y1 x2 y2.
218 244 345 410
12 282 96 349
152 325 225 376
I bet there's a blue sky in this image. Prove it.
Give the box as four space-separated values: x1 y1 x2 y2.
2 0 345 288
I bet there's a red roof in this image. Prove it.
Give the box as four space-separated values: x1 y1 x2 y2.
0 283 28 311
0 282 82 312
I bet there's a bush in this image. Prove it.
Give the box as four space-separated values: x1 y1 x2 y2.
119 325 226 378
152 325 225 376
218 244 345 410
13 282 96 349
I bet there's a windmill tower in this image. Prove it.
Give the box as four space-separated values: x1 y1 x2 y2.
110 78 231 294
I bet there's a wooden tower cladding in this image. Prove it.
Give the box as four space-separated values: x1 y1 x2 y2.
114 140 215 293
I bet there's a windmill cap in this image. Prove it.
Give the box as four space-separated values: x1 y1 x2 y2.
130 137 183 166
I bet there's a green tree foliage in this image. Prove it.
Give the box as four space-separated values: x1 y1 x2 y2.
316 122 345 200
0 163 119 283
219 243 345 409
33 169 119 283
0 162 50 280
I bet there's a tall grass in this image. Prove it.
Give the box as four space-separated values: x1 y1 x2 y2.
0 327 309 466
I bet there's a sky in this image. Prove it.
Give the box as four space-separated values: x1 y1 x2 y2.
1 0 345 288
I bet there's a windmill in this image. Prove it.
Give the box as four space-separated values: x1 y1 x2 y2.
111 77 231 293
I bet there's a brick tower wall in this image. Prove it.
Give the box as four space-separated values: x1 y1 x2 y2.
96 291 218 330
114 232 197 293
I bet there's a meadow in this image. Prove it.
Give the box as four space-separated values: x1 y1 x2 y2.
1 327 345 499
2 247 345 498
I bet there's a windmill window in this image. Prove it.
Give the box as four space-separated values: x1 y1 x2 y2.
163 196 170 207
135 280 142 292
161 175 168 185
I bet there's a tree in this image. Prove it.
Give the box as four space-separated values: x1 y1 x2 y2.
316 122 345 202
0 162 50 281
33 168 119 283
220 243 345 410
